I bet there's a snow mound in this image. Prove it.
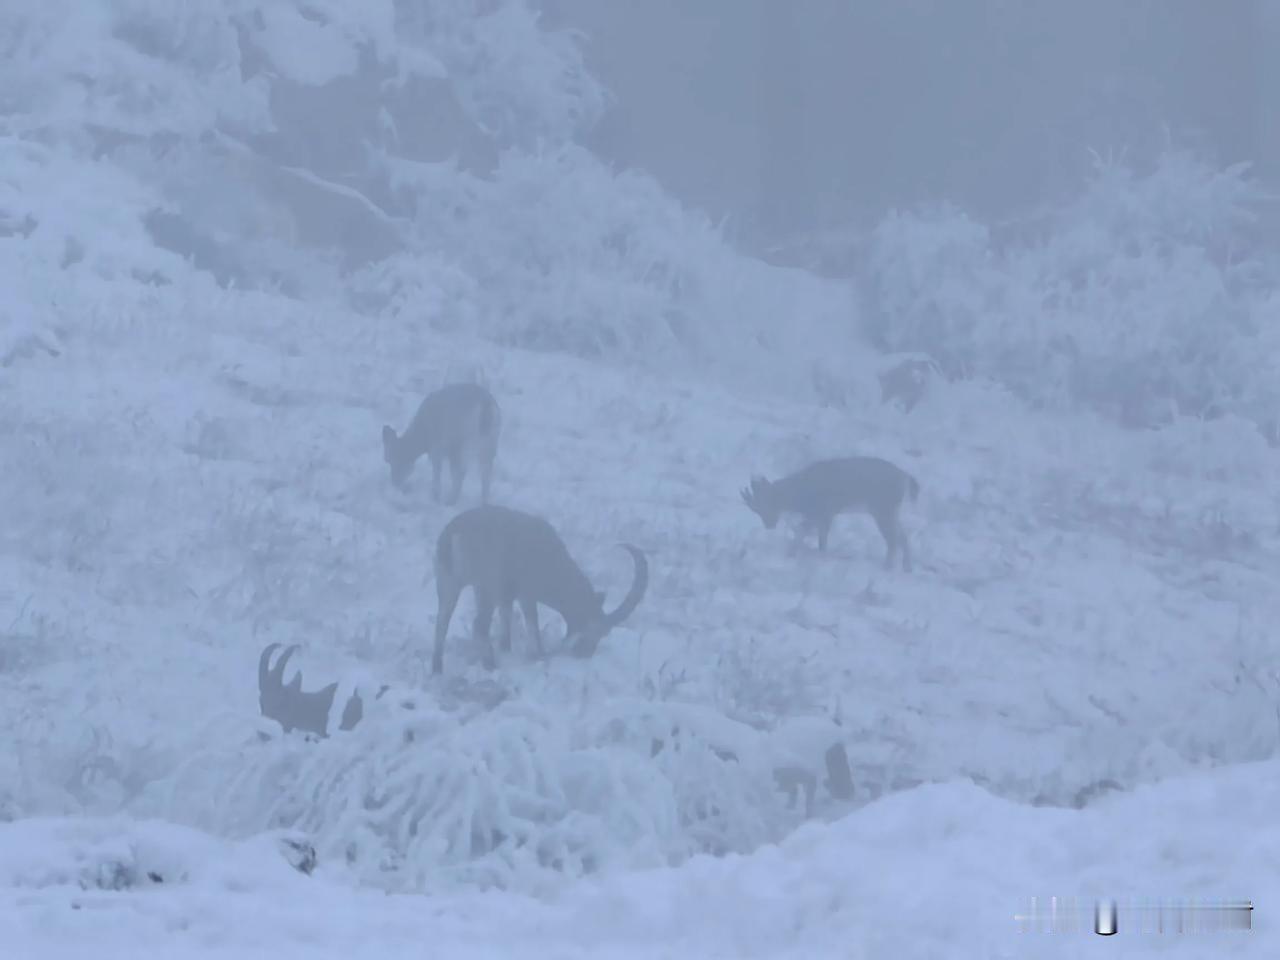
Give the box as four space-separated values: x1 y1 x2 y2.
0 817 311 894
2 759 1275 958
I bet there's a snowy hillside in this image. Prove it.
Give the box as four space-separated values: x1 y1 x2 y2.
3 1 1280 956
1 760 1276 959
2 278 1278 951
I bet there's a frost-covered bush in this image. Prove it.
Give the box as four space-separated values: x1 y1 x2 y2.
863 151 1280 435
713 637 825 728
147 694 808 894
362 143 852 385
403 0 606 146
0 0 592 280
1 0 850 391
862 203 997 381
586 699 798 858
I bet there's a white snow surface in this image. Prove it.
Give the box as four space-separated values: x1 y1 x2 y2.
2 760 1275 958
1 284 1278 955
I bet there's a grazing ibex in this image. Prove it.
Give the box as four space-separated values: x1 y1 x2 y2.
382 383 501 503
741 456 919 570
258 644 364 738
432 505 649 675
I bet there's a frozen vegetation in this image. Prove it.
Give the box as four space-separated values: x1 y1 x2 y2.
1 1 1277 956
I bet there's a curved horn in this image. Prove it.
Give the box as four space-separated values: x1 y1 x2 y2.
602 544 648 630
259 643 283 690
573 544 649 658
276 644 301 689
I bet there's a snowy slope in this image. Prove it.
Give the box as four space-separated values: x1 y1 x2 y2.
2 269 1278 904
4 1 1279 956
2 759 1275 959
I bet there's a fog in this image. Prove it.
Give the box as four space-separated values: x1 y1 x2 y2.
1 3 1277 957
554 0 1279 248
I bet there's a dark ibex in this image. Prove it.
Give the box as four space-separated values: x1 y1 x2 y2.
741 456 919 570
258 644 363 738
432 505 649 675
382 383 501 503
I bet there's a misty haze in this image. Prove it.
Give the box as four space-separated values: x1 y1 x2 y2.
1 2 1277 957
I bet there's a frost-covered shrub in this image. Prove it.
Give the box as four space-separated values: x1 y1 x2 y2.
376 143 852 386
862 203 997 380
1143 413 1276 485
390 146 705 362
0 140 189 323
863 151 1280 435
0 1 593 283
403 0 606 146
1 0 849 391
347 253 481 332
10 719 169 819
149 694 808 894
154 701 666 893
713 638 824 729
586 699 798 858
0 1 271 141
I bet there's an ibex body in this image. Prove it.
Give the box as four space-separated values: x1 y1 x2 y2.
382 383 500 503
432 505 648 675
258 644 363 738
741 456 919 570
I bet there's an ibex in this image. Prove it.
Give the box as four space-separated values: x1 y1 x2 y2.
258 644 364 738
432 505 649 675
382 383 501 503
741 456 919 570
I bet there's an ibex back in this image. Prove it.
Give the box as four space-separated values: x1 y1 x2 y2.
382 383 500 503
741 456 919 570
432 505 649 675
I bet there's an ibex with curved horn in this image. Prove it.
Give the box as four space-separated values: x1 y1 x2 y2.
258 644 364 738
432 505 649 675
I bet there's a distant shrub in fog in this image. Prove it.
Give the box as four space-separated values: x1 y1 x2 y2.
1 0 850 394
363 144 848 386
862 150 1279 437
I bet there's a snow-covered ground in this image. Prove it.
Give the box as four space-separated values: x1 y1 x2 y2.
3 760 1275 958
4 2 1280 955
2 277 1278 955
